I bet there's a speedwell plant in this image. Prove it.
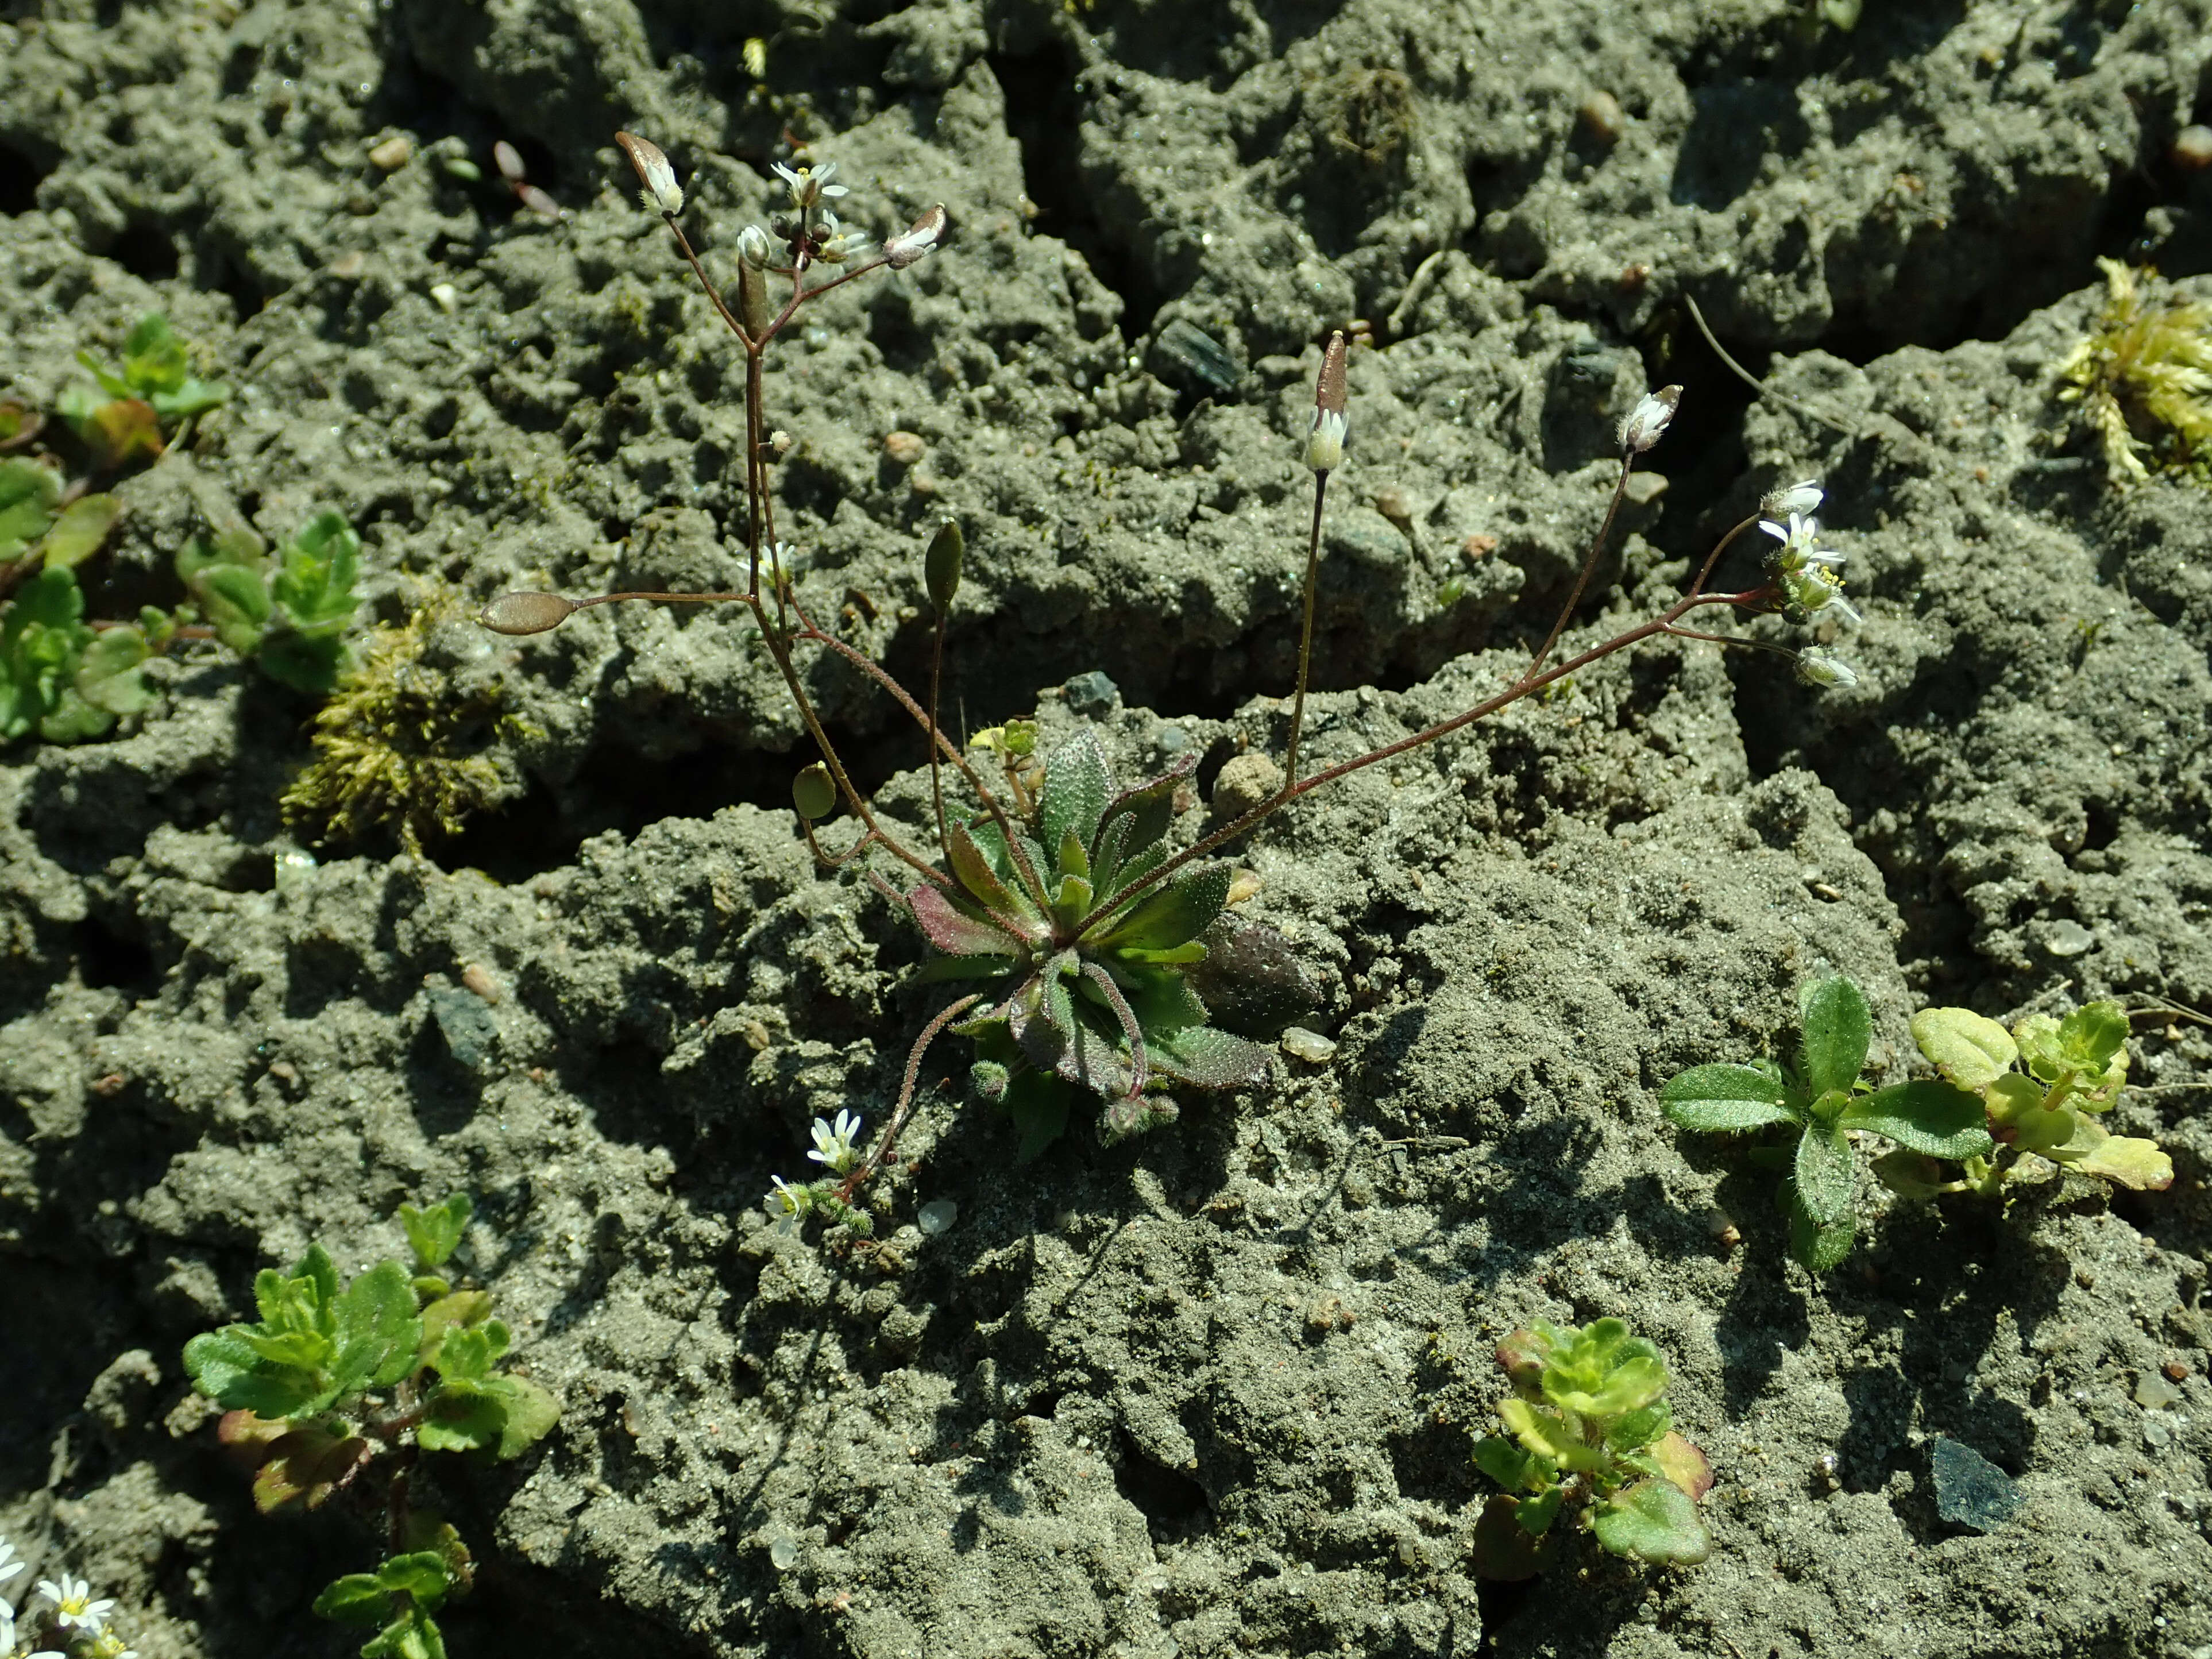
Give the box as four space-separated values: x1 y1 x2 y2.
480 132 1872 1221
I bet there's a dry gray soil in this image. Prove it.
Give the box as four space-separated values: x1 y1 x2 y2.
3 1 2211 1656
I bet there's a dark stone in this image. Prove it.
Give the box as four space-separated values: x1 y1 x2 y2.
1931 1437 2022 1533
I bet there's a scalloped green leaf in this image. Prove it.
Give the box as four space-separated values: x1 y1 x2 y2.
1910 1007 2016 1093
1592 1478 1710 1565
1842 1081 1993 1158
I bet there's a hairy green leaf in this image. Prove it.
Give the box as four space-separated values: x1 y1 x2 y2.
1147 1023 1272 1090
1039 729 1110 855
1798 975 1871 1096
1787 1187 1856 1271
399 1193 474 1271
1099 862 1232 952
1793 1123 1854 1226
1659 1063 1795 1131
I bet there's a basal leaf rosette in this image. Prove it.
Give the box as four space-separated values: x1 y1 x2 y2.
900 730 1313 1157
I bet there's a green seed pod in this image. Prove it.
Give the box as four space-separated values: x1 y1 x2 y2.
924 519 963 613
792 762 837 821
738 263 775 341
478 591 576 635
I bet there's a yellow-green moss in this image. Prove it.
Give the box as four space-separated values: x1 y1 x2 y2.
2056 259 2212 485
281 598 522 853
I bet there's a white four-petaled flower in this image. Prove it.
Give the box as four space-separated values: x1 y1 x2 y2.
807 1109 864 1174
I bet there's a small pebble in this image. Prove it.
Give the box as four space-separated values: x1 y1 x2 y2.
2045 920 2094 958
368 134 412 171
430 282 460 314
917 1199 958 1237
1931 1437 2021 1533
1373 486 1415 534
768 1535 800 1571
461 963 503 1004
2174 125 2212 170
2136 1372 2185 1409
1281 1027 1337 1064
883 430 926 464
1579 90 1626 144
1462 533 1499 560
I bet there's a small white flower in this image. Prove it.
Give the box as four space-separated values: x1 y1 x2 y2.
1617 385 1681 453
1758 511 1844 569
1781 564 1862 623
1761 478 1824 518
771 160 848 210
1796 647 1860 689
766 1175 813 1221
813 211 872 265
806 1109 864 1174
36 1575 114 1635
761 541 802 589
1304 407 1348 473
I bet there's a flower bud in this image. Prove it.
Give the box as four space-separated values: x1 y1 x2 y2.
792 762 837 821
616 130 685 216
478 591 576 635
885 204 948 269
736 224 774 269
1794 647 1859 689
1617 384 1681 453
924 519 963 612
1761 478 1823 518
1304 330 1350 472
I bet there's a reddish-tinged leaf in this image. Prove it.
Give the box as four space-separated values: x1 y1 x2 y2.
906 883 1026 958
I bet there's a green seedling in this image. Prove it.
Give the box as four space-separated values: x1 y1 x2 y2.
0 566 167 743
2056 259 2212 485
1659 976 1994 1270
481 133 1877 1220
0 454 121 576
314 1551 455 1659
60 312 230 469
182 1199 558 1659
1471 1318 1712 1579
179 509 364 694
1898 1000 2171 1195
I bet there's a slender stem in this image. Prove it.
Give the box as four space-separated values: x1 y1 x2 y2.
928 608 949 857
842 991 985 1195
1688 514 1761 600
664 217 752 345
1520 451 1634 689
798 626 1048 906
1283 469 1330 789
1071 584 1770 945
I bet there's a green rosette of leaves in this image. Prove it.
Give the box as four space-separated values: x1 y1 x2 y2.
1471 1317 1713 1580
1659 976 1993 1271
900 728 1314 1158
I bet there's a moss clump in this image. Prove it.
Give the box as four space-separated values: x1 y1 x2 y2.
281 599 522 853
2056 259 2212 485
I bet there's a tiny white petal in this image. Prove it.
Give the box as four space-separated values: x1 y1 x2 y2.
1762 478 1824 518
